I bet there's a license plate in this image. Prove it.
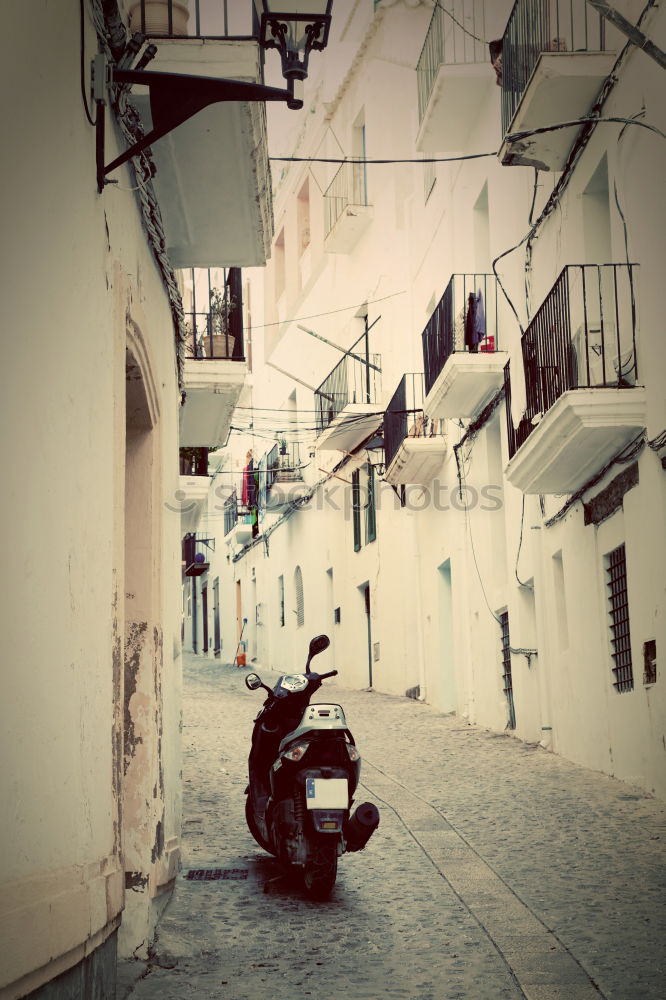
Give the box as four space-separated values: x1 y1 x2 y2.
305 777 348 809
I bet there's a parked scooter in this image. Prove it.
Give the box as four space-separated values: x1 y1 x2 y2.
244 634 380 898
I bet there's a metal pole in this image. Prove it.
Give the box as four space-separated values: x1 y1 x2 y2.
364 315 371 404
296 324 382 373
192 576 198 654
585 0 666 70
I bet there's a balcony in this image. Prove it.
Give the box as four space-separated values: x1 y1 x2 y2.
182 532 214 576
498 0 618 169
416 0 494 152
315 350 382 452
128 0 273 267
180 268 247 447
178 447 210 531
223 490 254 545
422 274 509 419
323 162 373 254
505 264 646 494
384 374 447 486
265 442 308 509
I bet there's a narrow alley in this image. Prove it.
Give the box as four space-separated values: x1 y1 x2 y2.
117 653 666 1000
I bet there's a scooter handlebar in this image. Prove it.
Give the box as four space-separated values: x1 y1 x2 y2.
318 670 338 680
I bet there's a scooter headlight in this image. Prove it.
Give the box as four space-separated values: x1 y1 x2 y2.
346 744 361 762
283 743 309 762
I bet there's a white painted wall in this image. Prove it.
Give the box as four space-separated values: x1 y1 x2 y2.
187 0 666 802
0 2 185 994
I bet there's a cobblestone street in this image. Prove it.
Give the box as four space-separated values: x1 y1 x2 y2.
117 654 666 1000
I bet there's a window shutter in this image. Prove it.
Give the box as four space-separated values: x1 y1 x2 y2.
278 575 285 627
352 471 361 552
365 463 377 543
294 566 304 628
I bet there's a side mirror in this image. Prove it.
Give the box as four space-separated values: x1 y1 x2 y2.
245 672 263 691
306 634 330 670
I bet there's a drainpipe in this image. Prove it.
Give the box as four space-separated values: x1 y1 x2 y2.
534 525 553 750
192 576 198 654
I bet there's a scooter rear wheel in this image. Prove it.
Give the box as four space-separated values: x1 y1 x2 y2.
245 794 276 856
302 841 338 899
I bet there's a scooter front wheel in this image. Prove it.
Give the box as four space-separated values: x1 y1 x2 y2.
302 840 338 899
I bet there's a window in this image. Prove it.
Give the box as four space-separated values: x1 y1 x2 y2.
278 575 285 627
352 470 361 552
552 551 569 651
606 543 633 692
297 179 311 253
365 463 377 544
352 465 377 550
294 566 304 628
423 158 436 202
643 640 656 685
499 611 516 729
583 154 611 264
352 113 368 206
473 182 490 271
274 228 285 300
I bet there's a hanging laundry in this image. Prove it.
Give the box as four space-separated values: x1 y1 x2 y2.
464 292 478 352
474 288 486 346
241 450 253 505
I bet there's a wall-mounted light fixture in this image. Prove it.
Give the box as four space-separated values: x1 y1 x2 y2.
93 1 334 192
365 432 385 478
260 0 333 81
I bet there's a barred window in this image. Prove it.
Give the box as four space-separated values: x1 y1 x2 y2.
606 544 633 692
499 610 516 729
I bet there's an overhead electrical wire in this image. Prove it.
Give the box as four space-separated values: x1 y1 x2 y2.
270 152 498 164
269 115 666 168
243 289 403 330
431 0 491 45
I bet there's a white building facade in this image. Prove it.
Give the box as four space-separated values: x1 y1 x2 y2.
188 0 666 807
1 1 276 997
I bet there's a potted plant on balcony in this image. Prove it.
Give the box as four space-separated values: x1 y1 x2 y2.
129 1 190 35
208 287 236 359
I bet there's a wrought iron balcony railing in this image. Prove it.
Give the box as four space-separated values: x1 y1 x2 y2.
314 351 382 436
185 267 244 360
384 373 444 471
182 532 213 574
416 0 488 123
222 490 253 536
324 161 370 238
500 0 610 136
505 263 639 459
179 447 209 476
266 442 303 490
422 273 500 395
130 0 261 39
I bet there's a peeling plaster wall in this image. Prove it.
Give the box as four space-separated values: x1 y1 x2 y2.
0 2 183 996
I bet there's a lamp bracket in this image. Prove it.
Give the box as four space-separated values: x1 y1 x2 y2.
94 60 302 192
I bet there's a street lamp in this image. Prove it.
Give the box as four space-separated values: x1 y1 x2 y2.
260 0 333 81
94 0 334 191
365 432 385 478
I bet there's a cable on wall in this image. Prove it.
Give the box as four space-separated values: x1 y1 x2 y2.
80 0 97 126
